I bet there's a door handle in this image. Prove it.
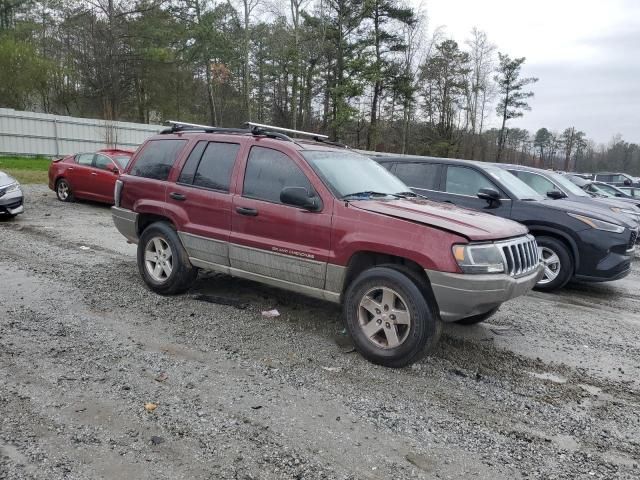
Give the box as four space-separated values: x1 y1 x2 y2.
169 192 186 201
68 167 74 171
91 172 97 176
236 206 258 216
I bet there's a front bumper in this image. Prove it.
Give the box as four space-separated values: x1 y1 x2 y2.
426 265 544 322
0 188 24 216
111 206 139 243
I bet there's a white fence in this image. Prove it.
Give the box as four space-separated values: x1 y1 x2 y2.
0 108 163 157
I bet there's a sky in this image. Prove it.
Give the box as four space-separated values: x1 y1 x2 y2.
414 0 640 144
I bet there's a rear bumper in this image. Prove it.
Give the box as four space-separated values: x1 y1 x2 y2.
0 189 24 216
426 265 544 322
111 206 138 243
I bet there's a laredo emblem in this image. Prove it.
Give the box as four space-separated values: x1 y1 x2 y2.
271 246 315 259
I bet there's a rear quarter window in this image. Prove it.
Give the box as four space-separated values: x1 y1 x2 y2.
130 139 187 180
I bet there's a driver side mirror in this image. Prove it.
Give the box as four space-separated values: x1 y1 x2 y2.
280 187 321 211
623 179 632 186
477 188 501 207
546 190 566 199
111 167 120 174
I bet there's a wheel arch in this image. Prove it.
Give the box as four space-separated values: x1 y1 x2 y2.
527 225 579 273
136 212 177 237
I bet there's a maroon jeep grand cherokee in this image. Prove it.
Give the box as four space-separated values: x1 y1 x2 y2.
112 123 542 367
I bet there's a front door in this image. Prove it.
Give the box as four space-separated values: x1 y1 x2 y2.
430 165 513 218
230 146 332 290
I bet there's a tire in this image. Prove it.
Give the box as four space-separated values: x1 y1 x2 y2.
343 266 441 368
534 236 573 292
455 306 499 325
55 178 73 202
137 222 197 295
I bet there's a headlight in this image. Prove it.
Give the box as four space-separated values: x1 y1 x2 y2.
568 213 625 233
3 182 20 193
452 243 505 274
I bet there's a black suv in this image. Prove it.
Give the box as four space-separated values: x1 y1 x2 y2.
374 156 637 291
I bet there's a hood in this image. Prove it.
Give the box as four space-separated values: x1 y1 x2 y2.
590 196 640 210
351 198 528 241
0 170 17 187
538 198 637 229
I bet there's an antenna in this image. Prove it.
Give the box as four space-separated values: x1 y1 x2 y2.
245 122 329 140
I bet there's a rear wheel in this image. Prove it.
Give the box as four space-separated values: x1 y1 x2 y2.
55 178 73 202
343 266 440 368
137 222 197 295
455 306 499 325
534 236 573 292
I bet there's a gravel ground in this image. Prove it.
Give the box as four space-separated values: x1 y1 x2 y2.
1 185 639 480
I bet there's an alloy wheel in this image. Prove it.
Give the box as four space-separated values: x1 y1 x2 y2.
57 181 69 200
538 246 561 285
144 237 173 282
358 286 411 349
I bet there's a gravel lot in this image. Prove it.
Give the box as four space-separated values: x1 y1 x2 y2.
1 185 639 479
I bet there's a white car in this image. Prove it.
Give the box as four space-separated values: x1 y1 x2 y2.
0 171 24 218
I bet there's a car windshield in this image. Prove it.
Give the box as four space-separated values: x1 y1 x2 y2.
302 150 410 199
483 166 543 200
546 171 590 197
113 155 131 169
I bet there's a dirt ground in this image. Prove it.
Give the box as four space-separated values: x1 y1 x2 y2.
1 185 639 480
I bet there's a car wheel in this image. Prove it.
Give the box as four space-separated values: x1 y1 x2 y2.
534 236 573 292
455 306 499 325
137 222 197 295
343 266 441 368
55 178 73 202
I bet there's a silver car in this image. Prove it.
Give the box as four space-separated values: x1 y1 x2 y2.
0 171 24 218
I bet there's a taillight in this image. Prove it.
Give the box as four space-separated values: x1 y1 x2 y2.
114 179 123 207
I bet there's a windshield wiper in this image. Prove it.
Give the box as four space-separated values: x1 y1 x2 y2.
395 191 418 198
341 191 402 200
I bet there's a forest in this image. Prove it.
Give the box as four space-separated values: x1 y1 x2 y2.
1 0 638 174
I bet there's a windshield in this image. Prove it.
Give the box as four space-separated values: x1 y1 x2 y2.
302 150 409 198
547 171 590 197
113 155 131 169
483 166 543 200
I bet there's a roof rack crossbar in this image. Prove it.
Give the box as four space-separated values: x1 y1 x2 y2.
245 122 328 140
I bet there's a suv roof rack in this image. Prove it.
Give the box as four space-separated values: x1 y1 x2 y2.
161 120 340 146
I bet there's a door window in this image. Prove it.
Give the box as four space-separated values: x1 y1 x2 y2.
94 154 114 171
76 153 94 166
193 142 239 192
445 166 499 196
243 147 313 204
395 162 440 190
510 170 556 195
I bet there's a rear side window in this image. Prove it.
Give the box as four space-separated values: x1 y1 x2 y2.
130 139 187 180
445 166 499 196
243 147 312 204
76 153 93 166
395 162 440 190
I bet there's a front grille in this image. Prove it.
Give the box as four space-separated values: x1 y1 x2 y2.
498 235 540 277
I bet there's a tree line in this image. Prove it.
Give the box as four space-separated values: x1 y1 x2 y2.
1 0 638 174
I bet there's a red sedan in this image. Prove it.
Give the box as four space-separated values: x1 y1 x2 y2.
48 149 134 204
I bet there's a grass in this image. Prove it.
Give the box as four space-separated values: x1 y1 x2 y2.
0 156 51 184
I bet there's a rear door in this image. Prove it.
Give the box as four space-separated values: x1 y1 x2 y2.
230 145 332 290
168 140 239 267
393 162 442 197
66 153 95 197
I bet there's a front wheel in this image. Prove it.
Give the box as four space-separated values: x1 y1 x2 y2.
343 267 441 368
137 222 197 295
534 236 573 292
